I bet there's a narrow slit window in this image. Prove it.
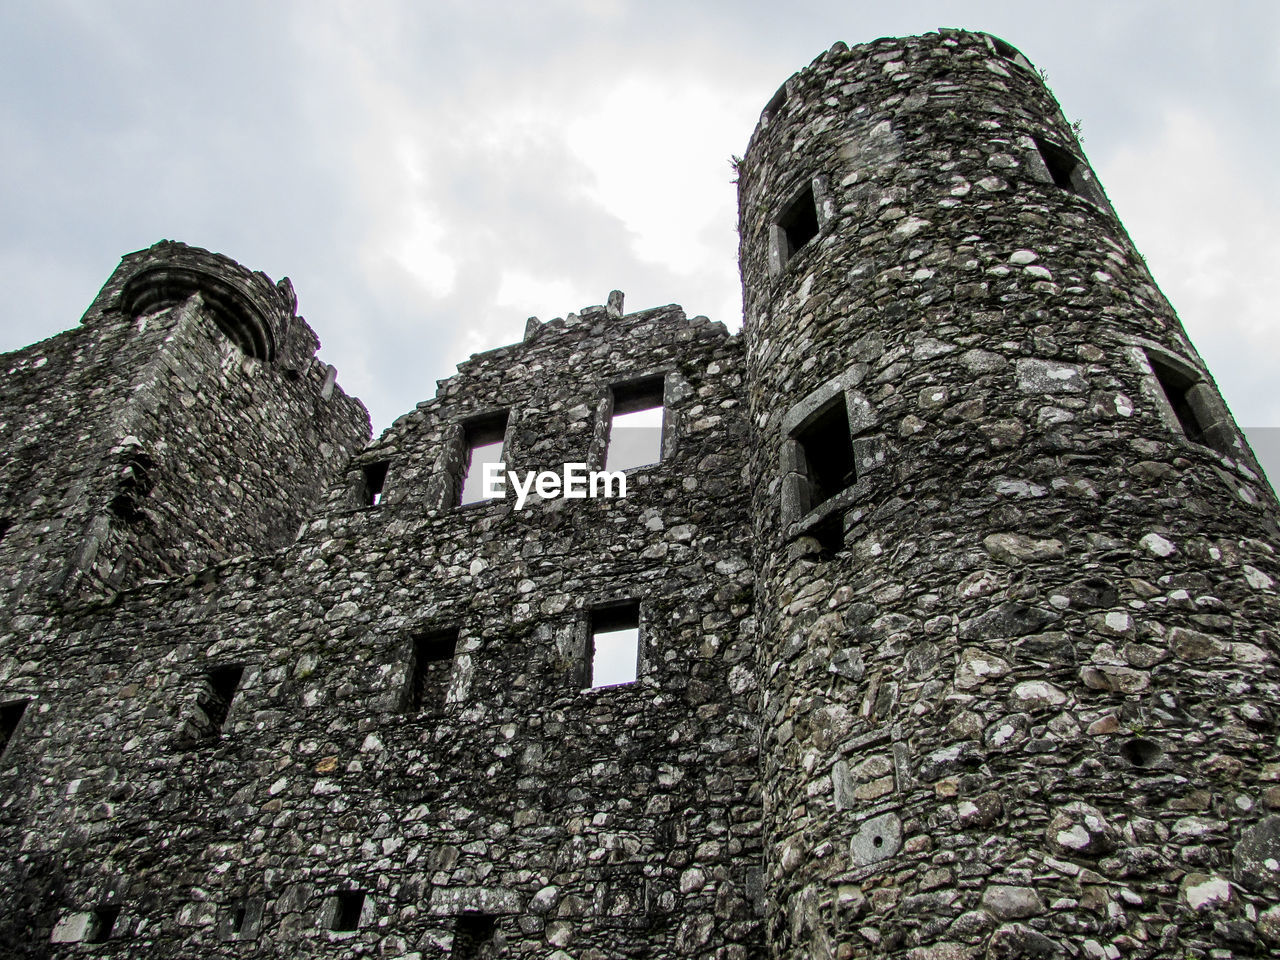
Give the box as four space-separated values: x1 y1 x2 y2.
588 602 640 689
1 699 29 760
795 396 856 508
87 906 120 944
459 413 509 506
0 517 12 545
606 377 664 472
197 664 244 741
1033 137 1110 210
455 914 498 958
405 627 459 714
762 83 787 122
1149 354 1208 446
778 184 820 262
360 461 389 507
331 890 365 931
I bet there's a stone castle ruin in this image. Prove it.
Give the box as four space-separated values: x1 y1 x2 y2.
3 28 1279 960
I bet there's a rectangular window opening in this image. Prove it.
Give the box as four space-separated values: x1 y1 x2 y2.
361 461 389 507
1149 354 1208 446
588 602 640 689
606 377 664 472
87 905 120 944
459 412 509 506
1 699 30 759
0 516 12 545
455 913 498 957
332 890 365 932
231 903 248 934
198 664 244 740
406 627 459 714
778 184 820 262
795 397 856 508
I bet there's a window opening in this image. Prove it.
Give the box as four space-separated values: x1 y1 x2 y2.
360 461 389 507
778 184 820 262
606 376 665 472
231 903 248 935
454 913 498 958
1033 137 1109 210
0 699 28 760
795 396 856 508
87 905 120 944
459 412 509 505
332 890 365 932
762 83 787 122
1148 354 1208 446
588 602 640 689
405 627 459 714
0 516 11 545
198 664 244 741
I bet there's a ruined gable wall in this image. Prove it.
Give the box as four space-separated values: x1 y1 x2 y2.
0 300 764 958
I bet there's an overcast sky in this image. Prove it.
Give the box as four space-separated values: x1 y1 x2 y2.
2 1 1277 479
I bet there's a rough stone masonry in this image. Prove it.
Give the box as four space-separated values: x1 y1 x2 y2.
2 28 1279 960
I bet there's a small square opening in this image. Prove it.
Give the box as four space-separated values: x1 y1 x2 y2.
198 664 244 740
607 376 665 472
795 397 856 508
589 602 640 689
360 461 389 507
332 890 365 932
455 913 497 957
405 627 459 714
1 699 30 760
778 184 820 261
1148 354 1208 446
87 905 120 944
459 412 509 506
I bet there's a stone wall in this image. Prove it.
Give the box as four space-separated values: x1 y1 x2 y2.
0 296 764 958
739 30 1280 958
0 241 370 607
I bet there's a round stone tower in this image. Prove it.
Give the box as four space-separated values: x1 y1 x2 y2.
739 30 1280 958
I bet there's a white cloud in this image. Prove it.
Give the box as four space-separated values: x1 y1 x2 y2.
1102 107 1280 425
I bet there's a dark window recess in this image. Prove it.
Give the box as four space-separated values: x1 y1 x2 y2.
762 83 787 121
360 461 389 507
460 412 509 505
1 700 29 759
778 185 820 261
405 628 459 713
588 602 640 689
454 913 498 958
107 446 156 524
796 397 856 507
87 906 120 944
1033 137 1109 209
1149 356 1208 445
231 903 249 935
197 664 244 740
332 890 365 931
991 36 1019 59
0 516 11 545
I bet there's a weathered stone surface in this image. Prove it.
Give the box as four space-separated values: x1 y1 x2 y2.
0 26 1278 960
